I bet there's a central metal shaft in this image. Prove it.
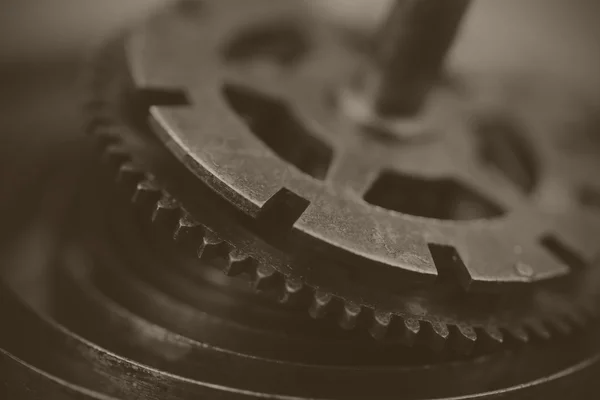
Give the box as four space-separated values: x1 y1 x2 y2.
371 0 471 117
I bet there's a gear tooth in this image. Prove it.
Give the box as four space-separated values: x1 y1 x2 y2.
369 311 392 341
421 321 449 351
174 212 202 242
116 162 143 190
252 264 281 292
202 229 222 245
449 324 477 354
481 325 504 347
374 315 420 346
309 290 334 319
400 318 421 347
225 250 255 277
151 192 181 230
527 320 552 341
550 317 573 336
198 229 219 258
506 326 530 344
339 302 362 330
132 177 162 214
102 143 129 168
133 177 160 199
198 229 229 262
279 278 304 304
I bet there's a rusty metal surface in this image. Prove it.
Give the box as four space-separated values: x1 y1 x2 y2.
88 0 600 346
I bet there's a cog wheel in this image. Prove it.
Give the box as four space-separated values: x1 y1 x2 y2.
85 0 600 350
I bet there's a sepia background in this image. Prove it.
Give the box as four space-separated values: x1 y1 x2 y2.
1 0 599 164
2 0 600 122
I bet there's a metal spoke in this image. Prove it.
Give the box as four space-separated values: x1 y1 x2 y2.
327 149 382 197
452 160 527 212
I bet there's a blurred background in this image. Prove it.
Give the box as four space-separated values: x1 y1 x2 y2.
2 0 600 68
2 0 600 133
1 0 600 173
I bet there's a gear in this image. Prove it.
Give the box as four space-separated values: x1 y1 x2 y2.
85 0 600 350
2 0 600 398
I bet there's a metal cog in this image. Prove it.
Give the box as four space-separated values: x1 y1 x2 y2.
84 0 600 351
